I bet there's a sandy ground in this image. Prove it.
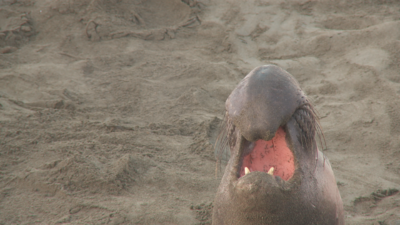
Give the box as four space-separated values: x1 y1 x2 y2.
0 0 400 224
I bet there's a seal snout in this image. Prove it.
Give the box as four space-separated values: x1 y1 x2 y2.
226 65 306 142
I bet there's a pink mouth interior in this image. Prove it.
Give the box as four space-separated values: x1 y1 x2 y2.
240 127 295 181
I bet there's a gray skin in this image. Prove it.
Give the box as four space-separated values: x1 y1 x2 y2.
212 65 344 225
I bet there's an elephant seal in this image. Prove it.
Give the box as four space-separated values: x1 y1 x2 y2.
212 65 344 225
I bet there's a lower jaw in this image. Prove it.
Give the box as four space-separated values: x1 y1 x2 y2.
233 171 290 201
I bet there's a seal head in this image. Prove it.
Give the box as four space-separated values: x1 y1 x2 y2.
212 65 344 225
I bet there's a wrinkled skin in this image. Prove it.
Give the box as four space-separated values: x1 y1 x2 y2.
212 65 344 225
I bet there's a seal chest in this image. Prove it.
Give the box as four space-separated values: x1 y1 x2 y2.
212 65 344 225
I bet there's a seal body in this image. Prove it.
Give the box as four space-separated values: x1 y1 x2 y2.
212 65 344 225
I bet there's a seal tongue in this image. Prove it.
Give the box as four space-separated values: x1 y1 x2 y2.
240 127 295 181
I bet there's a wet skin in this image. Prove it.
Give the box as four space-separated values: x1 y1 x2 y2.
212 65 344 225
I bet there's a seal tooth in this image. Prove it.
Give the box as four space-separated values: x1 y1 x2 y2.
245 167 250 175
267 167 274 175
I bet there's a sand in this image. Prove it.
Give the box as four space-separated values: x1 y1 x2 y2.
0 0 399 224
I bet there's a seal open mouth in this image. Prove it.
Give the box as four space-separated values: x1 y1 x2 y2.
215 64 316 184
239 127 294 181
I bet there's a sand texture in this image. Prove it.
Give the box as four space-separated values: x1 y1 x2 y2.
1 0 400 224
